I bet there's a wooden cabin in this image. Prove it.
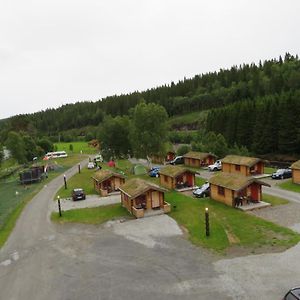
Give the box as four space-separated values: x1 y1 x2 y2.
221 155 264 176
92 170 125 197
119 178 170 218
209 172 270 207
291 160 300 184
183 151 216 167
151 151 176 164
159 165 196 190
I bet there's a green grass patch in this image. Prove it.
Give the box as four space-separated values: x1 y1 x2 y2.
55 141 98 155
165 191 300 253
51 203 132 224
264 167 277 174
278 179 300 193
168 111 208 127
262 194 289 206
195 176 206 187
55 167 99 199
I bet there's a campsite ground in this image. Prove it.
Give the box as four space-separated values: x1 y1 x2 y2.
2 151 300 299
1 165 300 299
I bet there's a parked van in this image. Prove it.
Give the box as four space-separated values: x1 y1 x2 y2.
44 151 68 160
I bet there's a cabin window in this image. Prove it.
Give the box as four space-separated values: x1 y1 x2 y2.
235 165 241 171
218 186 225 196
164 176 168 183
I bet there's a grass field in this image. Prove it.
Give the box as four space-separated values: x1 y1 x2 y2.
262 194 289 206
279 179 300 193
168 110 208 128
0 154 84 248
264 167 277 174
165 191 299 253
55 141 99 155
51 203 132 224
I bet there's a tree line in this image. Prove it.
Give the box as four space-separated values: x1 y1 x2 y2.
0 53 299 157
1 53 298 137
206 90 300 155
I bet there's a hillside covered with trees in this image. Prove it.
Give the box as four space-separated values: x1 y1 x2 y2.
1 53 300 159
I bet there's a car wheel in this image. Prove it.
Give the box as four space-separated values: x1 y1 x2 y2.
281 175 284 179
156 174 159 178
214 167 217 171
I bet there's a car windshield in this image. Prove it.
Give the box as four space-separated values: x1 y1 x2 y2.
200 183 209 190
74 189 83 193
276 169 285 174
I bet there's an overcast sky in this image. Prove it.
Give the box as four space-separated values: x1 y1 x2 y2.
0 0 299 119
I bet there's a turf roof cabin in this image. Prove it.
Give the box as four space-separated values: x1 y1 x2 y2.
221 155 264 176
159 165 196 190
151 151 176 164
92 170 125 197
209 172 270 207
291 160 300 184
183 151 216 167
119 178 171 218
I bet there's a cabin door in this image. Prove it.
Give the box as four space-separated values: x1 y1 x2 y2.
251 184 259 201
152 191 160 208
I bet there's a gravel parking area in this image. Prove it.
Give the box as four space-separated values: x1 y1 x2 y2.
51 193 121 212
248 202 300 232
106 214 183 248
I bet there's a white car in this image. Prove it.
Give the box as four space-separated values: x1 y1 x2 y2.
94 154 103 163
208 160 222 171
87 162 95 169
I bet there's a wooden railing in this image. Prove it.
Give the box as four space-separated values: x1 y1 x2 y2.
132 206 144 218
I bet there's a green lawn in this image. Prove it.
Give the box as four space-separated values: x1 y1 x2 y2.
278 179 300 193
55 167 99 199
168 110 208 127
264 167 277 174
55 141 99 155
51 203 132 224
165 191 299 253
0 154 84 248
262 194 289 206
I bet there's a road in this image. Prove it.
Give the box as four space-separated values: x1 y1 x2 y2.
0 160 299 299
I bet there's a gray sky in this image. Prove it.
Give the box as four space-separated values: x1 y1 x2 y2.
0 0 299 119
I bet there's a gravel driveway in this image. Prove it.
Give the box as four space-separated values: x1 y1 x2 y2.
51 193 121 212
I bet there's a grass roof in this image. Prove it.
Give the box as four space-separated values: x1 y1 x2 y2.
119 178 166 199
221 155 262 167
183 151 216 160
291 160 300 170
159 165 194 178
92 169 124 183
209 172 270 191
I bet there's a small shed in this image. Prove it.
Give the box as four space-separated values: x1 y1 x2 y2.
291 160 300 184
183 151 216 167
209 172 270 207
119 178 170 218
159 165 196 190
92 170 125 197
221 155 264 176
